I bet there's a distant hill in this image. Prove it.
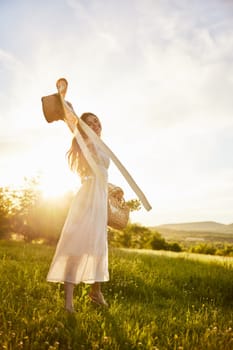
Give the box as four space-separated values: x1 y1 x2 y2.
227 223 233 231
150 221 233 245
155 221 233 233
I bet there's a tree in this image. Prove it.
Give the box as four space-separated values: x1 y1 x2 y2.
9 177 41 241
149 231 168 250
168 242 182 252
109 223 159 249
9 177 72 243
0 187 14 238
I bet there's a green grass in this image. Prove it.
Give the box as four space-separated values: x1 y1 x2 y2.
0 241 232 350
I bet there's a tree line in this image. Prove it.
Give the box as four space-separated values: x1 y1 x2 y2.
0 177 182 252
1 177 232 256
0 177 71 243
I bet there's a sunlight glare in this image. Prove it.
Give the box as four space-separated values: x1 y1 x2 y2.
40 176 66 199
39 169 78 199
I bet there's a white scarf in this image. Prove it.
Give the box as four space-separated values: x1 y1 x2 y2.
61 98 152 211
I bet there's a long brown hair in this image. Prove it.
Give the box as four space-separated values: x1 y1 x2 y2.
66 112 99 177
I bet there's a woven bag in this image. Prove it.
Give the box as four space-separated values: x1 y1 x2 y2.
108 183 130 230
41 93 66 123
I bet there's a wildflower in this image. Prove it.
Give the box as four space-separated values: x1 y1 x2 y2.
103 336 109 343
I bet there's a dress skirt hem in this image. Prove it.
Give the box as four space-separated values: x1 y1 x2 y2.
46 277 109 285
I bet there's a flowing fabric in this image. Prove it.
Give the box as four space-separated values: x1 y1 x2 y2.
47 81 151 284
47 143 110 284
62 100 152 211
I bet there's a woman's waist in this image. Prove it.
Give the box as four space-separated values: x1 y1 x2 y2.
81 175 95 183
81 171 108 183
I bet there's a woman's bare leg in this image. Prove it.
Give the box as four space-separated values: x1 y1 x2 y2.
64 282 75 312
90 281 101 294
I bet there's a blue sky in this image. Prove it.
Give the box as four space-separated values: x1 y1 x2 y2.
0 0 233 226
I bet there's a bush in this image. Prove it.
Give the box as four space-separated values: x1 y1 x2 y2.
108 224 183 252
149 232 167 250
190 243 217 255
168 242 182 252
215 244 233 257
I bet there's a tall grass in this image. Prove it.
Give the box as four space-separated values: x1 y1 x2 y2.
0 241 232 349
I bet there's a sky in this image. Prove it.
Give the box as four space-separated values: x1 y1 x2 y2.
0 0 233 226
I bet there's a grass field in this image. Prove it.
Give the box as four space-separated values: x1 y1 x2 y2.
0 241 232 350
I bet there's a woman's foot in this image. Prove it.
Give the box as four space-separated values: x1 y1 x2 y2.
89 282 108 307
89 291 108 307
65 305 75 313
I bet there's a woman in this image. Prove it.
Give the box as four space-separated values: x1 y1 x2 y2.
47 112 109 312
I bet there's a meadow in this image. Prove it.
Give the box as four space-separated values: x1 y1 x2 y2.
0 241 232 350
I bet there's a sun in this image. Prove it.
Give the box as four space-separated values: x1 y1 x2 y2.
28 128 79 199
39 170 78 199
1 123 80 200
39 176 66 199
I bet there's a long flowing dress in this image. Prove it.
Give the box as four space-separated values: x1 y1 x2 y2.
47 142 110 284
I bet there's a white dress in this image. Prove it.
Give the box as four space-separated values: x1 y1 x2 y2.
47 143 110 284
